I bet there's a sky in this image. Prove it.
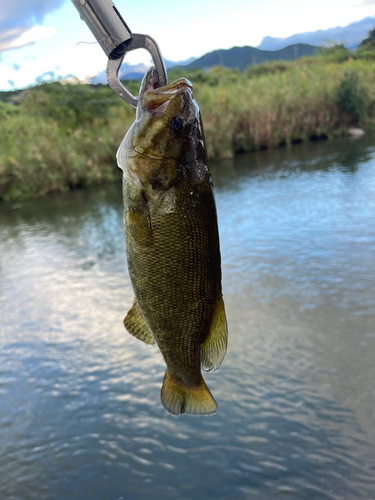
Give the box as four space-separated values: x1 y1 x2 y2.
0 0 375 91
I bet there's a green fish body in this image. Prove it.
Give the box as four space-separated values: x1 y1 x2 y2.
117 68 228 416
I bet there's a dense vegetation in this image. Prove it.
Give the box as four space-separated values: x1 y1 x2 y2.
1 43 375 201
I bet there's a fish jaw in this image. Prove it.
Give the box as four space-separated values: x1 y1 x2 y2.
124 68 201 165
117 69 207 195
142 77 193 115
136 67 192 110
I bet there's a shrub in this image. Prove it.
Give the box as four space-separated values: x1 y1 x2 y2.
245 62 289 78
335 70 366 122
22 81 120 129
319 43 350 63
3 54 375 201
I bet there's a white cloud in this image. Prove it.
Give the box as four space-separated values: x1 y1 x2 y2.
0 0 64 53
0 41 109 89
0 27 25 53
7 26 56 50
2 0 375 90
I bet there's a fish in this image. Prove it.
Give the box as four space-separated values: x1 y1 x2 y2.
117 67 228 416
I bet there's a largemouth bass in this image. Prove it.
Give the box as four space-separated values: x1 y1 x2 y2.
117 68 228 416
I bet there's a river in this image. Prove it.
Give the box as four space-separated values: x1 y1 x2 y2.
1 136 374 499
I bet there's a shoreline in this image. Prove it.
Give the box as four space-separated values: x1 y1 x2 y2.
1 52 375 202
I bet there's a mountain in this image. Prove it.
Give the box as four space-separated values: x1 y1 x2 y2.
89 56 196 84
171 44 319 72
86 14 375 85
258 16 375 51
90 62 149 84
164 57 196 69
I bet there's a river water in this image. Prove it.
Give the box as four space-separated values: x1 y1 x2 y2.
1 136 375 499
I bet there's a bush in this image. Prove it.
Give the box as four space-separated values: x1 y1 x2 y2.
0 83 136 201
245 62 289 78
0 101 20 117
336 70 366 122
359 27 375 49
22 81 120 129
3 53 375 201
319 43 350 63
354 48 375 61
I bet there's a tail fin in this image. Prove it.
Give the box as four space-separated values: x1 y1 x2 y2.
161 371 218 416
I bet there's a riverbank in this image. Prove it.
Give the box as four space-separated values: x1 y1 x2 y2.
1 46 375 201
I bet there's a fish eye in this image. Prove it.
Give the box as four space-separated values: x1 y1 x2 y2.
170 116 184 134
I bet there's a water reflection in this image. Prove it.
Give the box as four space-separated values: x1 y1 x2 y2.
211 135 375 188
1 136 375 499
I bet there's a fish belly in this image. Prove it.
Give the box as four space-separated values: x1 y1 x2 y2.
124 171 221 383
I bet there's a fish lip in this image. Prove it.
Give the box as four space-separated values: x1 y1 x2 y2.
145 67 192 93
155 77 193 94
143 76 193 113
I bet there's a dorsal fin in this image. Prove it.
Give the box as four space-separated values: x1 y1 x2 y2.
201 296 228 372
124 299 156 346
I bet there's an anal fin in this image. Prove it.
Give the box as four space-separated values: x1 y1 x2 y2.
124 299 156 346
201 296 228 372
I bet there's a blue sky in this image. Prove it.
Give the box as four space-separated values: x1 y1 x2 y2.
1 0 375 91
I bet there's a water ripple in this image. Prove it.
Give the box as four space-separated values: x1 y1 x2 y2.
1 139 375 499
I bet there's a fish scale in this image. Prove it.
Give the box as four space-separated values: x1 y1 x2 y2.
118 68 228 416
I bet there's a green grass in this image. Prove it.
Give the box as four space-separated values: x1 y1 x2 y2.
0 84 135 201
2 46 375 201
194 57 375 159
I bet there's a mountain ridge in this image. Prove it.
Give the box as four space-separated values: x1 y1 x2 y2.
88 15 375 82
170 43 319 72
258 15 375 50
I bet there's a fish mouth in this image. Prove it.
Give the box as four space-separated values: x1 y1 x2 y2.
142 68 193 112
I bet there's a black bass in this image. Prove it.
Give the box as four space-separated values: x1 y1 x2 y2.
117 68 228 416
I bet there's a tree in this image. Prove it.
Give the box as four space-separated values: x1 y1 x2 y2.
359 27 375 48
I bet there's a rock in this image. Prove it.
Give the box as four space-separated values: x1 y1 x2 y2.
348 127 365 137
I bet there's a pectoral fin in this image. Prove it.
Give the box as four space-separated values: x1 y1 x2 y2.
124 299 156 346
201 297 228 372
